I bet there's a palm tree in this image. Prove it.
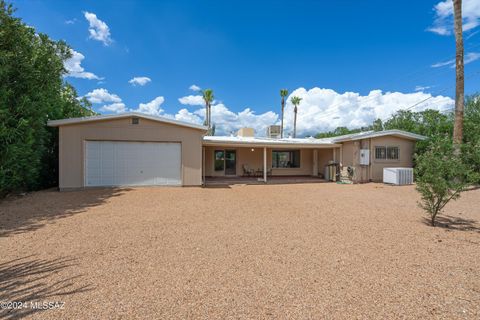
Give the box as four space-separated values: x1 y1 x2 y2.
290 96 302 138
202 89 214 131
453 0 464 153
280 89 288 138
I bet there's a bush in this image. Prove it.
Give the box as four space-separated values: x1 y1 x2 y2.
0 1 94 197
415 137 478 226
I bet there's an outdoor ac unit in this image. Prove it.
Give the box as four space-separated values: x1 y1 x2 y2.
266 125 281 138
383 168 414 185
359 149 369 165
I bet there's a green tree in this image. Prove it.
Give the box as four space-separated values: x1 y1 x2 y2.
290 96 302 138
0 1 94 196
462 95 480 182
280 89 288 138
415 136 476 226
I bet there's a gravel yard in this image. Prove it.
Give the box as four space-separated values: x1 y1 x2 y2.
1 183 479 319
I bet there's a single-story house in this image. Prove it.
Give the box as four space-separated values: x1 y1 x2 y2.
47 112 426 190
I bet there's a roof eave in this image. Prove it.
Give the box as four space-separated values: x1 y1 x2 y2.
47 112 208 131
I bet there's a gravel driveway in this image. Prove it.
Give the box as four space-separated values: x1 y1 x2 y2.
1 183 479 319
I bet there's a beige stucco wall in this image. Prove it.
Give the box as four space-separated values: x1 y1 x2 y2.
204 146 336 177
369 136 415 182
58 117 204 189
340 137 415 181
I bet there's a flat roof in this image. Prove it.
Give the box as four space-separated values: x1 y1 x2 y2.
47 112 208 131
203 135 341 148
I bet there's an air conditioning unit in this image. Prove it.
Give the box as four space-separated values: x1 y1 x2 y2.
266 125 281 138
383 168 414 185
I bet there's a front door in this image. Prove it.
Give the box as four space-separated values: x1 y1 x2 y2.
225 150 236 175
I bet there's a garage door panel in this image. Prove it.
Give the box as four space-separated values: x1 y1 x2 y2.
85 141 181 187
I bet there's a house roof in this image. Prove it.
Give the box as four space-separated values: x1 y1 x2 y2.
47 112 209 131
204 129 426 147
202 135 340 148
330 130 426 142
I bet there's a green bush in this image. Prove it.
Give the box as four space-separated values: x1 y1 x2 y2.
0 1 95 196
415 137 478 226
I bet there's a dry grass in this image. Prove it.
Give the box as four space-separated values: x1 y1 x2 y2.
1 183 479 319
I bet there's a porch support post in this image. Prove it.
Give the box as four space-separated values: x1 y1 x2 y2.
263 147 267 183
339 145 343 165
333 148 336 162
313 149 318 176
202 146 206 186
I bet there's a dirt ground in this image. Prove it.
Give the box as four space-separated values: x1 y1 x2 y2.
1 183 479 319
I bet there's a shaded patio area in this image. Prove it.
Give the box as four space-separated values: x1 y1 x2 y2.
205 175 328 186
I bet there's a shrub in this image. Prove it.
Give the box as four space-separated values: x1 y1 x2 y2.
415 137 477 227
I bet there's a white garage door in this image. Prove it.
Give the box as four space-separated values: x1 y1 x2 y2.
85 141 181 187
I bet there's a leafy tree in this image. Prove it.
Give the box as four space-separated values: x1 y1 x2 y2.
462 95 480 182
0 1 94 196
415 136 477 226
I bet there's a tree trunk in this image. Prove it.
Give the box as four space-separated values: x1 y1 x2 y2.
205 103 209 127
293 107 297 138
453 0 464 153
280 98 285 138
208 103 212 129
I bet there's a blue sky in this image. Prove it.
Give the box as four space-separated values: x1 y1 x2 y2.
12 0 480 136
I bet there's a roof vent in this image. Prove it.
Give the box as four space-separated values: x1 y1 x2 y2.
237 128 254 137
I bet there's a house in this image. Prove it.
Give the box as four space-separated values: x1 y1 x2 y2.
47 112 426 190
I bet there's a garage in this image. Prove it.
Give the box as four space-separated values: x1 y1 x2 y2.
85 141 181 187
47 113 207 190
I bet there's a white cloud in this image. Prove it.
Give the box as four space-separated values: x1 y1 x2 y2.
415 85 431 91
178 95 205 106
132 96 165 115
428 0 480 35
431 52 480 68
64 49 102 80
65 18 77 25
85 88 122 104
175 108 203 124
278 88 454 136
84 11 112 45
100 102 126 113
189 84 201 91
129 76 151 86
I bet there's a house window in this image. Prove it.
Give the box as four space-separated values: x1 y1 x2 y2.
272 150 300 168
387 146 399 160
375 146 386 160
214 150 225 171
131 117 139 125
375 146 399 160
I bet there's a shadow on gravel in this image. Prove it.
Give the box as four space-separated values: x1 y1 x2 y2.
0 188 130 237
0 255 93 319
423 215 480 232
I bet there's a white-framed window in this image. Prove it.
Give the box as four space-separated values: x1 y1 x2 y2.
375 146 399 160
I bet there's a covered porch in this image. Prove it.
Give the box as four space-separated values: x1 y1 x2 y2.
202 141 342 185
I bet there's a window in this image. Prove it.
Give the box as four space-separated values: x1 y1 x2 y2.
131 117 139 125
272 150 300 168
214 150 225 171
375 146 386 160
375 146 399 160
387 146 399 160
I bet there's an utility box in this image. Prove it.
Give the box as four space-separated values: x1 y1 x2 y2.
359 149 370 165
